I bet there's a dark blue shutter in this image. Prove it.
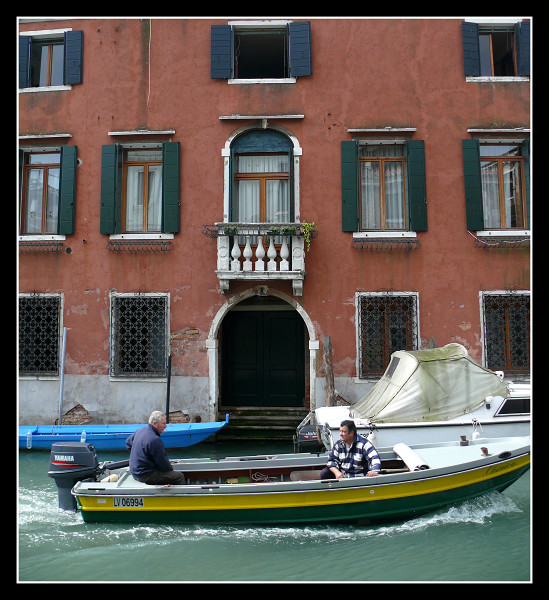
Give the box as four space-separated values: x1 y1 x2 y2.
162 142 180 233
211 25 232 79
406 140 427 231
461 22 480 77
341 141 359 232
19 36 31 88
462 139 484 231
58 146 77 235
288 21 312 77
515 21 530 77
100 144 122 234
64 31 83 85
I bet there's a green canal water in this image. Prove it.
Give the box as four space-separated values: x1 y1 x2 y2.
18 441 532 583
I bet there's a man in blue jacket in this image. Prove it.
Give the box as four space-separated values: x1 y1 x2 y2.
320 420 381 479
126 411 186 485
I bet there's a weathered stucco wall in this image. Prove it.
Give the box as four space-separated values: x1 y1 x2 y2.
19 18 530 424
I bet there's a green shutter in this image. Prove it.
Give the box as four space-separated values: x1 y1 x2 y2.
523 139 530 228
162 142 180 233
341 140 359 232
462 139 484 231
406 140 427 231
100 144 122 234
58 146 77 235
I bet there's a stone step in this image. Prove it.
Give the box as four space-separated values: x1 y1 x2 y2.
215 406 309 441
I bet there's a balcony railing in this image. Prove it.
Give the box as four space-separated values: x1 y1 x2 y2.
210 223 308 296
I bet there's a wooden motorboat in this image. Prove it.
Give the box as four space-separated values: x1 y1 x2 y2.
65 435 530 525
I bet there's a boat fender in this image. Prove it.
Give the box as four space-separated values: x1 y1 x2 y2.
393 443 430 471
367 430 377 445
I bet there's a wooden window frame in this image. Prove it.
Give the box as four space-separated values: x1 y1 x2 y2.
121 148 163 233
359 150 407 231
478 29 517 77
30 39 64 87
21 152 61 235
234 152 290 223
480 145 526 229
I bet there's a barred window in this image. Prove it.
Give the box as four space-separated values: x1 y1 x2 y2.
19 294 61 376
110 294 169 378
357 293 419 378
482 292 530 375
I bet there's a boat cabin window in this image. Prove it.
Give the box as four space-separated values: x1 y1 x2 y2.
385 357 400 378
495 396 530 416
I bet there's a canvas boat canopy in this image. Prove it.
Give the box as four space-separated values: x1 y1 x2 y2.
350 344 508 423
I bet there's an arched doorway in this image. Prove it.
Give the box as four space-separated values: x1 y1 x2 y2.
221 296 304 407
206 286 318 421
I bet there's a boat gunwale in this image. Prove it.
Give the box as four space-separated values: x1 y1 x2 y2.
72 444 530 500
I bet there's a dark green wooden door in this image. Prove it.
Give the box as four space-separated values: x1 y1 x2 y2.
221 310 304 407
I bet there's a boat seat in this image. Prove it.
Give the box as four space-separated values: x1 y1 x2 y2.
289 469 323 481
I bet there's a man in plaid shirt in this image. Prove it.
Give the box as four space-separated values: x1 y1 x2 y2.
320 420 381 479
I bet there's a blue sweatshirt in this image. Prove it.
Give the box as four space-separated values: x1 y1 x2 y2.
126 424 173 477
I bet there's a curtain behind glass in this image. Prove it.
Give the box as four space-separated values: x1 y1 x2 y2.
236 155 290 243
147 165 162 231
45 168 60 233
24 169 44 233
481 161 500 228
480 145 524 229
360 145 404 230
125 165 144 231
23 167 59 234
125 164 162 232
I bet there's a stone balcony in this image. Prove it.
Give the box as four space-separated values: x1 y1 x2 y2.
210 222 311 296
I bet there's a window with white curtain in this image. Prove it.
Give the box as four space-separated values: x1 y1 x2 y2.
123 149 163 232
480 144 526 229
234 153 290 244
21 152 60 234
359 144 405 231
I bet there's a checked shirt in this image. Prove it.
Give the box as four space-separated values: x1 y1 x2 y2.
326 433 381 477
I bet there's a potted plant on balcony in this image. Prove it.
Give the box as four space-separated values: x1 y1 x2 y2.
300 221 317 251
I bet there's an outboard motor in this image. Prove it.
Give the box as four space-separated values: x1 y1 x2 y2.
48 442 100 511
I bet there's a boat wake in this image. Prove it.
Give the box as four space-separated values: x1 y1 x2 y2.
18 487 523 553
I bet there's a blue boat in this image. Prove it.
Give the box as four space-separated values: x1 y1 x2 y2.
19 414 229 451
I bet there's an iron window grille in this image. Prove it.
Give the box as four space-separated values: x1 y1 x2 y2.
358 293 419 378
110 293 169 378
19 294 61 376
481 292 530 375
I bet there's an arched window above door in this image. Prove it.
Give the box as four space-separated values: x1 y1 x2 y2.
221 125 302 224
230 129 294 225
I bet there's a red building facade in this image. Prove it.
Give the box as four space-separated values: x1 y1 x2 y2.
18 18 531 426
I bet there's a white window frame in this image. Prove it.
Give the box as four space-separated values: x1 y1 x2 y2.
18 28 73 93
109 291 170 382
478 289 530 372
355 291 420 381
464 18 529 83
19 145 67 241
227 20 297 85
18 292 64 380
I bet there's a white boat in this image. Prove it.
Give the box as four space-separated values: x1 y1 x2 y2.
297 344 530 451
